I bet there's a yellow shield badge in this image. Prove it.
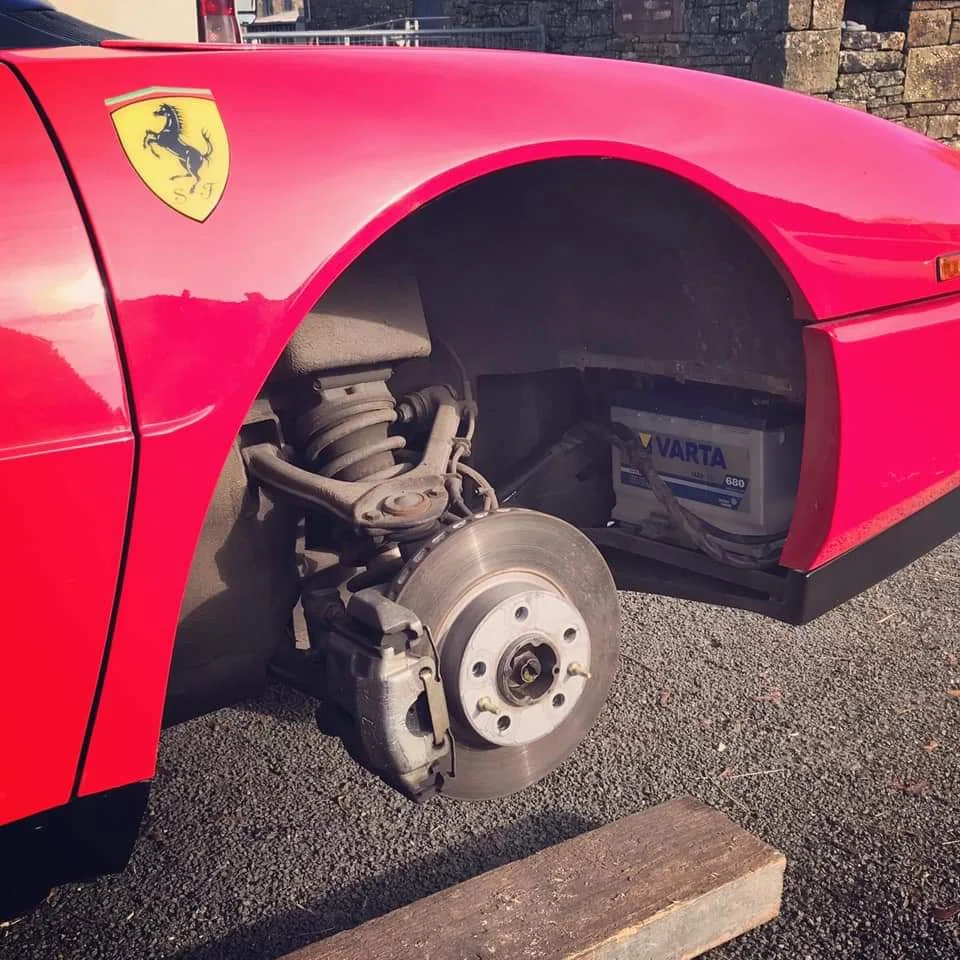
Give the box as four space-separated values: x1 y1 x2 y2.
107 87 229 222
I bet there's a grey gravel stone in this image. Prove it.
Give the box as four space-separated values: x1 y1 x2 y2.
3 537 959 960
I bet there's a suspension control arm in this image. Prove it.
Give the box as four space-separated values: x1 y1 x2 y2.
244 395 462 531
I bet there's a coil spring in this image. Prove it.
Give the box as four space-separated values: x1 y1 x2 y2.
295 377 412 483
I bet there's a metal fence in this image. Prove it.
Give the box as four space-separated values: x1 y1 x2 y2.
242 19 545 51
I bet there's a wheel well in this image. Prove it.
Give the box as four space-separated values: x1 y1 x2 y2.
293 156 807 513
404 157 804 399
168 156 808 724
279 156 805 406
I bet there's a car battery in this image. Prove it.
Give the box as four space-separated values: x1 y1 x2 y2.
610 382 804 543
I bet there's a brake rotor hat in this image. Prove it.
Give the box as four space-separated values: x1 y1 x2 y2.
454 588 591 747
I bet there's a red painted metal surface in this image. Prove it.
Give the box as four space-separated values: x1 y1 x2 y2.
0 66 133 826
781 296 960 570
4 45 960 798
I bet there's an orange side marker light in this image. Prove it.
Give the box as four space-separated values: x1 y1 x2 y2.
937 252 960 282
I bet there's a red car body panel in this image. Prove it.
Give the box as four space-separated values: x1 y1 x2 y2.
0 65 133 827
781 298 960 570
1 44 959 808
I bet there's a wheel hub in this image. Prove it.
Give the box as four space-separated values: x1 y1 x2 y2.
500 636 555 704
387 509 620 800
453 588 591 747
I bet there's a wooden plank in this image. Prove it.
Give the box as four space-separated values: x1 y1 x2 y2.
280 797 786 960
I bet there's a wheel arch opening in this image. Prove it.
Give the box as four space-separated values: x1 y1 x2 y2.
169 154 814 725
279 155 809 515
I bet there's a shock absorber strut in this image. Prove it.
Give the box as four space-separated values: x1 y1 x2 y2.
294 368 409 483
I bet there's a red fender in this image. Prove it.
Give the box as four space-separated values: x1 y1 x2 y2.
0 65 133 827
5 45 960 800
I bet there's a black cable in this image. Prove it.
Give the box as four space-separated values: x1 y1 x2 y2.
494 419 786 571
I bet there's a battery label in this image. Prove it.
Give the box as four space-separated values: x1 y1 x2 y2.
621 431 751 512
647 434 728 469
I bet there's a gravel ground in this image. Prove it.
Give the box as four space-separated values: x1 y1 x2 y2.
3 537 959 960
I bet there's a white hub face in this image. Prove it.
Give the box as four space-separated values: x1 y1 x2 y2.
456 589 591 747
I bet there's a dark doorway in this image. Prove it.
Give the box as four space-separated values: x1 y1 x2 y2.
843 0 912 31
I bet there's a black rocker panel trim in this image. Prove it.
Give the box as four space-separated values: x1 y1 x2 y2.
601 483 960 624
786 482 960 624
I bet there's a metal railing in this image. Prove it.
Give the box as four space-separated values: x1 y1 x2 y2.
242 21 545 51
361 17 454 30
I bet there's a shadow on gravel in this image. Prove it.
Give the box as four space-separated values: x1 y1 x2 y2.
232 683 318 723
175 809 598 960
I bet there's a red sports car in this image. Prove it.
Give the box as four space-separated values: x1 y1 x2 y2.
2 0 959 916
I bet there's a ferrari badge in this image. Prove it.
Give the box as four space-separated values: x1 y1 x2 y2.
106 87 229 222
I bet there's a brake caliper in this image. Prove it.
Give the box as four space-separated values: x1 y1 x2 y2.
312 587 452 802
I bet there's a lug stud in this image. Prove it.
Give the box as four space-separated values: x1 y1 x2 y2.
567 662 591 679
476 697 500 715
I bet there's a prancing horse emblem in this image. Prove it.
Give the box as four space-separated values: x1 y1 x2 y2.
143 103 214 195
107 87 230 222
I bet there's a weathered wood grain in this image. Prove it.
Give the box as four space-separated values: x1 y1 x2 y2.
280 796 785 960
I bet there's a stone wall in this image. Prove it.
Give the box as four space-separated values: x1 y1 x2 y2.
448 0 960 144
312 0 960 145
826 27 907 119
802 3 960 145
304 0 412 29
449 0 791 78
900 1 960 140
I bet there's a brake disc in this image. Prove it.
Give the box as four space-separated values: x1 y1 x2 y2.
387 509 620 800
